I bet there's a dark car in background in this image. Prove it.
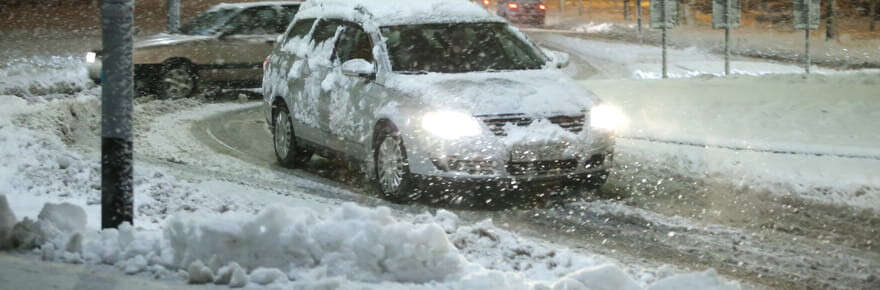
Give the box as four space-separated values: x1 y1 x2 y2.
496 0 546 25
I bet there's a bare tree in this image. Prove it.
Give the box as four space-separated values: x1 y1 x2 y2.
825 0 838 41
624 0 631 21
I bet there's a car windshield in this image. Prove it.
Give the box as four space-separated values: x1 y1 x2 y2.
380 22 546 73
179 8 238 36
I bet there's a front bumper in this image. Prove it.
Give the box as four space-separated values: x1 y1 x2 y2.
402 128 615 183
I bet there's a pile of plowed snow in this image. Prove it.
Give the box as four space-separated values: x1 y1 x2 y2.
0 56 92 98
0 196 739 290
1 94 244 228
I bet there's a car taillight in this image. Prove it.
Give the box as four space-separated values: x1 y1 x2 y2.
483 0 490 6
538 3 546 10
263 57 270 70
508 2 518 9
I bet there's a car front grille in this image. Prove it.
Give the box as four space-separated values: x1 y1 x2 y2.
476 113 585 136
507 159 579 176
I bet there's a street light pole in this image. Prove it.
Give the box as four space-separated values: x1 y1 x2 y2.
101 0 134 229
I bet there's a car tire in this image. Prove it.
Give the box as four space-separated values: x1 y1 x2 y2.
273 104 312 168
158 62 197 99
373 126 416 203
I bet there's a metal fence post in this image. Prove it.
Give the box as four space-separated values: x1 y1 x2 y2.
101 0 134 229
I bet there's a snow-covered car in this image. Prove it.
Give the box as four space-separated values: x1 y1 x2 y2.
262 0 618 201
84 1 302 99
496 0 547 25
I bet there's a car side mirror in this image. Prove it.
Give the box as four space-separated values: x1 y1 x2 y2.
341 59 376 79
542 48 570 69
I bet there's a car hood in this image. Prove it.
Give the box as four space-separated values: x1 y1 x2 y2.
384 70 596 116
134 33 214 49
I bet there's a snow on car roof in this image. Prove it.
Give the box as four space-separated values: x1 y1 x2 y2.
208 1 303 11
296 0 503 26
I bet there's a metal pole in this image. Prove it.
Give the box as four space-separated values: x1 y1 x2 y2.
101 0 134 229
724 0 731 76
167 0 180 33
661 0 668 79
637 0 643 35
804 29 811 74
724 27 730 76
662 27 668 78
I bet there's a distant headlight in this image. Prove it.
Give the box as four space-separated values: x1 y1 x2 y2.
85 52 97 63
421 111 482 139
590 104 625 131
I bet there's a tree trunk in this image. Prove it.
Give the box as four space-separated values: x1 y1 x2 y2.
624 0 631 21
825 0 838 41
871 0 878 32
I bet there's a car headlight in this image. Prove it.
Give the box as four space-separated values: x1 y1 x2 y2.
85 52 97 63
590 103 625 131
421 111 482 139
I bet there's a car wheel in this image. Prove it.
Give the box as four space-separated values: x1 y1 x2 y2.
159 63 197 99
373 127 416 203
273 105 312 168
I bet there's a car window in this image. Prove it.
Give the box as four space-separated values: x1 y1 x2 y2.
226 6 287 35
279 5 300 24
380 22 545 73
334 24 373 63
179 8 238 35
311 19 343 45
283 18 316 43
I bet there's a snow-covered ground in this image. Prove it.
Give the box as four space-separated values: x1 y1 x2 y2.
587 75 880 209
536 19 880 69
0 93 741 289
527 32 880 209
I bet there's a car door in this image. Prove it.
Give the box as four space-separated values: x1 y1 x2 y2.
304 19 345 147
202 6 287 84
272 18 321 144
323 22 378 156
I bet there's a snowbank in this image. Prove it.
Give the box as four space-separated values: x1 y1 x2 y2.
0 197 740 290
0 55 92 98
0 94 247 229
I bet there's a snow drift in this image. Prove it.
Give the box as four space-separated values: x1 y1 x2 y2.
0 197 740 289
